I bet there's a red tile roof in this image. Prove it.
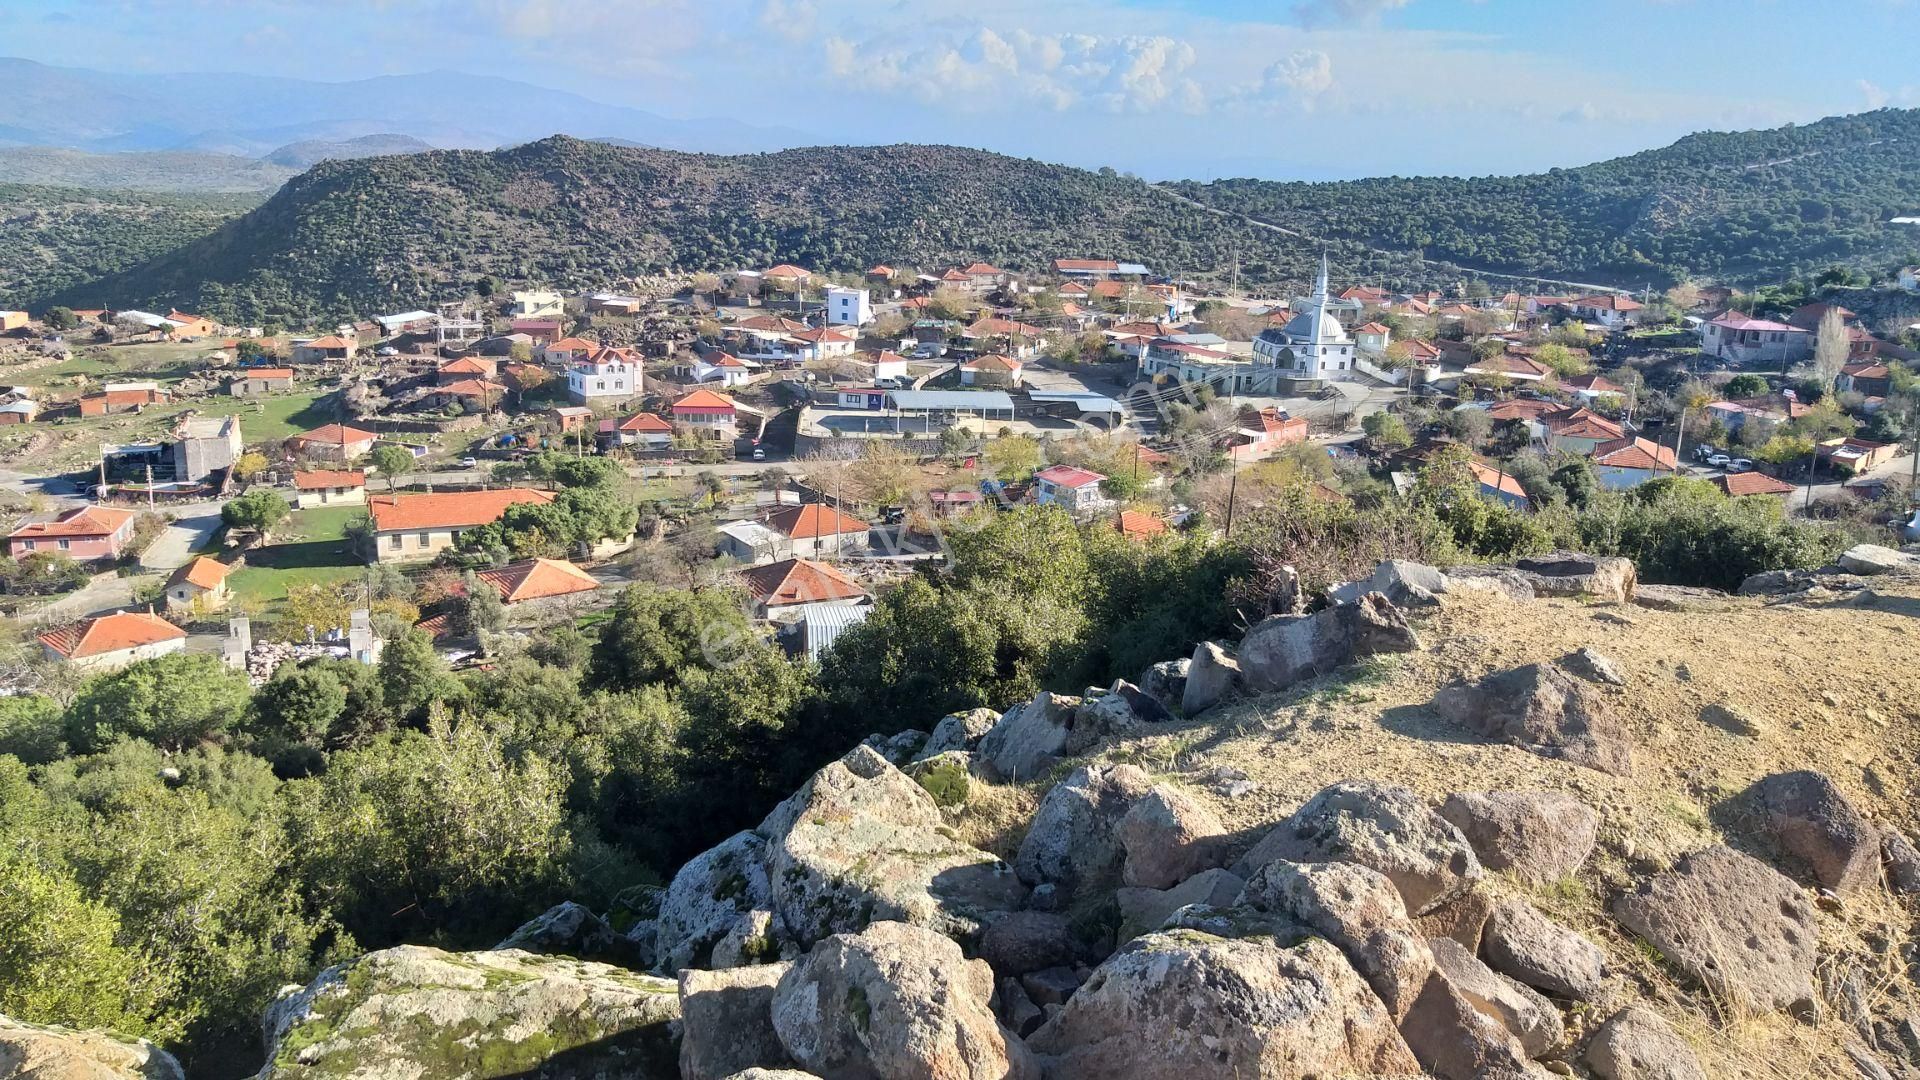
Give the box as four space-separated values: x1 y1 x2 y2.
1115 510 1169 538
9 505 137 540
610 412 672 433
169 556 231 591
1561 374 1623 393
293 469 366 490
1056 258 1120 273
671 389 737 415
738 558 868 608
1594 437 1679 472
236 368 295 380
302 335 354 349
436 378 507 397
765 503 869 540
292 423 377 448
1544 408 1624 441
1713 471 1795 497
477 558 600 603
1468 461 1528 500
1036 465 1106 489
368 488 553 532
1569 294 1643 311
437 357 494 375
39 611 184 658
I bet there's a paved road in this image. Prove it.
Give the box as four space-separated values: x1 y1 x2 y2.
141 504 225 570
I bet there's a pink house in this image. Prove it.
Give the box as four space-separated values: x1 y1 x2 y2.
7 505 139 561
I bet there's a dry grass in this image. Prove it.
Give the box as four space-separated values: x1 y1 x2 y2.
951 583 1920 1077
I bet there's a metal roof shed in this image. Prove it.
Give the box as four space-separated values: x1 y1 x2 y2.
886 390 1015 418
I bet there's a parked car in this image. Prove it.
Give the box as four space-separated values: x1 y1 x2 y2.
1707 453 1731 467
1728 458 1755 473
1693 444 1718 462
460 456 478 469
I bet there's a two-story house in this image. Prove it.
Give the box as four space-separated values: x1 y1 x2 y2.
565 345 641 405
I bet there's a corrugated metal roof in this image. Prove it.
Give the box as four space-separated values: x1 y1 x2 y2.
787 602 871 662
887 390 1015 412
1027 391 1123 413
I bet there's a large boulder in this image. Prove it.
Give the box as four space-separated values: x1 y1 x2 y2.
914 708 999 761
1612 846 1819 1016
256 946 679 1078
1582 1006 1706 1080
1836 544 1920 576
1114 868 1246 942
1330 560 1451 607
1232 780 1483 916
680 964 795 1080
653 830 776 972
1398 970 1550 1080
0 1015 182 1080
1117 784 1228 889
1027 932 1420 1079
761 746 1025 948
495 900 636 966
1481 899 1607 1001
1433 662 1634 777
972 692 1079 781
1428 936 1564 1058
1014 763 1153 900
770 921 1036 1080
1181 641 1240 716
1236 859 1432 1019
1137 658 1189 712
1236 593 1420 694
1415 887 1496 953
1513 552 1636 604
978 911 1079 977
1746 770 1881 894
1435 791 1599 886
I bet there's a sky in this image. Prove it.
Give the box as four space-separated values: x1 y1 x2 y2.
8 0 1919 180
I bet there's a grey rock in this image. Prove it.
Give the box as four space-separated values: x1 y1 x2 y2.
973 692 1080 781
1838 544 1920 575
1398 969 1550 1080
861 729 928 765
1114 867 1247 942
1433 661 1634 776
979 911 1078 977
1117 784 1228 889
1445 565 1539 602
770 921 1037 1080
680 963 795 1080
1612 846 1819 1016
1237 592 1420 694
0 1014 182 1080
1018 966 1084 1008
1331 559 1451 607
654 831 775 973
1237 859 1432 1019
1181 640 1240 716
997 977 1044 1038
1436 790 1599 886
711 909 791 970
1633 583 1736 613
1014 763 1153 901
1026 934 1421 1079
1513 551 1637 604
1747 770 1881 894
1065 689 1153 755
1482 899 1607 1000
1415 887 1496 953
1136 658 1189 712
1583 1006 1706 1080
493 900 636 966
1562 646 1626 686
1882 829 1920 894
1232 779 1483 916
1429 936 1564 1058
1110 679 1174 725
914 708 999 760
258 946 679 1078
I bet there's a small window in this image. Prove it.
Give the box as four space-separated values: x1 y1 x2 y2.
390 534 403 550
19 540 32 551
58 539 70 550
418 531 431 546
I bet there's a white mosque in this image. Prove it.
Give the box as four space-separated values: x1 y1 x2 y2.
1251 253 1357 389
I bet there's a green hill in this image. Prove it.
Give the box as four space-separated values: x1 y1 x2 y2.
0 183 264 311
1168 107 1920 290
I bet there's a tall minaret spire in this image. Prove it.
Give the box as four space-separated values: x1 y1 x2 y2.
1315 250 1330 299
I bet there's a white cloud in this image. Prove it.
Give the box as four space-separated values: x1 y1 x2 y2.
825 26 1203 114
1291 0 1411 28
1859 79 1890 109
1270 49 1334 96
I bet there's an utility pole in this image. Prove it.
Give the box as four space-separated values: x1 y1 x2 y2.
1224 466 1239 538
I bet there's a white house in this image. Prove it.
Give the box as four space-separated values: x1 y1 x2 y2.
599 411 674 450
826 285 873 327
1699 313 1810 366
512 290 565 319
1564 295 1644 328
1033 465 1110 512
1897 267 1920 294
38 611 186 672
682 352 756 387
565 345 641 404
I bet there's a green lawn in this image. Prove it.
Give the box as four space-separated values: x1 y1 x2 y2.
192 391 337 443
280 505 364 543
226 509 368 606
227 563 365 604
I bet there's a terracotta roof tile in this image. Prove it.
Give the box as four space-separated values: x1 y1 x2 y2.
1713 471 1795 497
169 556 231 590
39 611 184 658
476 558 600 603
738 558 867 608
293 470 366 490
10 505 138 540
292 423 377 447
765 503 869 540
368 488 553 532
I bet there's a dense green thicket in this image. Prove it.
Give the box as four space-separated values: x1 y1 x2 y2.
0 485 1855 1068
1172 108 1920 288
0 183 261 310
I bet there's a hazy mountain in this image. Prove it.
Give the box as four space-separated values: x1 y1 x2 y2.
263 134 436 171
0 57 813 156
0 146 294 192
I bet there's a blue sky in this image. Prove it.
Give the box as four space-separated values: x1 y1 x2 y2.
9 0 1917 180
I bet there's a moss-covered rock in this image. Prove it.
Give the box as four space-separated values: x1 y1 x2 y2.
255 945 678 1079
0 1013 182 1080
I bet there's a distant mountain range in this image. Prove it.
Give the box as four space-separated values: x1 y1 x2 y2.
0 57 811 157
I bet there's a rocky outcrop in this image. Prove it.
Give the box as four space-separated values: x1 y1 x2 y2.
1027 932 1421 1079
1116 784 1227 889
1428 936 1564 1058
495 900 635 965
1612 846 1819 1017
1398 970 1549 1080
973 693 1079 781
1512 552 1637 604
1330 560 1450 606
1433 661 1634 776
256 946 679 1078
1181 641 1240 716
915 708 999 760
1836 544 1920 576
1583 1006 1706 1080
652 830 776 972
761 745 1025 948
769 921 1036 1080
0 1015 182 1080
1435 790 1599 886
1236 593 1420 694
978 912 1078 977
1481 899 1607 1001
1746 770 1881 894
1114 868 1246 941
1236 859 1432 1019
680 964 794 1080
1014 763 1152 901
1233 780 1483 916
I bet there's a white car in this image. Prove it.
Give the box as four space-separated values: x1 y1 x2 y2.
460 456 478 469
1728 458 1755 473
1707 453 1731 467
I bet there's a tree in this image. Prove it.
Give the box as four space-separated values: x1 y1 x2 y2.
587 585 755 692
232 452 270 482
43 306 79 331
378 629 463 723
0 845 161 1034
369 444 414 491
452 571 508 644
221 489 291 534
66 653 253 753
0 694 64 765
1360 411 1412 451
1812 307 1849 388
1724 373 1770 398
1533 342 1588 377
983 436 1042 482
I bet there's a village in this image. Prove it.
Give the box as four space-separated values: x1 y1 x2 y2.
0 254 1916 679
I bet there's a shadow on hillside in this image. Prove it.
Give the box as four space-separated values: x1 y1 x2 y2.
1376 702 1483 746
